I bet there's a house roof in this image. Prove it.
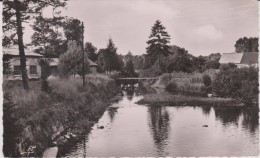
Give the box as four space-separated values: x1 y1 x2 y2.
240 52 258 64
49 58 98 67
3 47 43 57
219 53 243 64
219 52 258 65
88 59 98 66
3 47 98 66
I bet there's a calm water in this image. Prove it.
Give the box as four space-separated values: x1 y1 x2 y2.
60 90 259 157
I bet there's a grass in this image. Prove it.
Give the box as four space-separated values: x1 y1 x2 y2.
137 92 242 107
157 73 204 96
3 74 117 157
143 72 241 107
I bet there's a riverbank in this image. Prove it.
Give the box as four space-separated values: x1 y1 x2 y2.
3 74 119 157
137 87 244 107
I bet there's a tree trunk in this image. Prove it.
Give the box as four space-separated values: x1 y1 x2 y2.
158 53 160 71
15 0 29 90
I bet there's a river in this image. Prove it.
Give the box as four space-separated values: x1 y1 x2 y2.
58 90 259 157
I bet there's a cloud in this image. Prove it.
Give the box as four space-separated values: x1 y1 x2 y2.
133 0 180 19
194 25 223 40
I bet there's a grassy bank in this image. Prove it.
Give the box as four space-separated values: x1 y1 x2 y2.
3 74 118 157
137 92 242 107
138 72 245 107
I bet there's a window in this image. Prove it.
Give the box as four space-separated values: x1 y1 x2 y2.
30 65 37 75
13 66 21 75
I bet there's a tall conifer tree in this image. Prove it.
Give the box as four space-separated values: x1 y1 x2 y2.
146 20 171 71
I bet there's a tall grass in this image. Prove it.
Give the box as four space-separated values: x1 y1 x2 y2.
160 72 205 96
3 74 117 156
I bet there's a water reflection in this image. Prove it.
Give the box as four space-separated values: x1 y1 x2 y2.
201 106 211 116
214 106 242 127
60 91 259 157
213 106 259 135
148 106 170 156
125 90 134 101
242 107 259 134
107 107 118 123
83 136 86 158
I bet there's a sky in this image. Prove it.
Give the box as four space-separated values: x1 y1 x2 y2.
23 0 259 56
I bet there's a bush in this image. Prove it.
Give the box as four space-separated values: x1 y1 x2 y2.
219 63 237 71
212 66 258 104
159 73 172 85
200 85 212 94
190 77 202 84
166 82 178 93
202 74 211 87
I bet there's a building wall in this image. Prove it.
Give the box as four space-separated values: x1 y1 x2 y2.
5 57 41 80
90 66 97 74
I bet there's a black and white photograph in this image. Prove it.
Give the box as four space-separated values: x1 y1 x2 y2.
1 0 259 157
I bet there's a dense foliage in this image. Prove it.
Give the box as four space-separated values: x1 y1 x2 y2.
144 20 171 70
97 38 123 73
235 37 258 53
64 18 83 46
212 66 258 104
202 74 211 87
166 47 192 73
85 42 98 62
31 16 65 57
165 82 178 93
58 40 89 78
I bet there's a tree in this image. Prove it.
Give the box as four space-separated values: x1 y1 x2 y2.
235 37 259 53
146 20 171 71
97 38 123 73
31 16 65 57
58 40 89 78
191 56 207 72
38 59 52 92
133 55 144 71
85 42 98 62
205 60 220 69
3 0 67 90
125 51 133 63
167 47 193 73
64 18 83 46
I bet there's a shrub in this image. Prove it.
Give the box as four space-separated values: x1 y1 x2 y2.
166 82 178 93
58 40 89 78
200 85 212 94
159 73 172 85
190 77 202 84
212 66 258 104
219 63 237 71
202 74 211 87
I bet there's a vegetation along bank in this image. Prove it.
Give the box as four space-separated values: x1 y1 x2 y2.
3 74 119 157
138 64 258 107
